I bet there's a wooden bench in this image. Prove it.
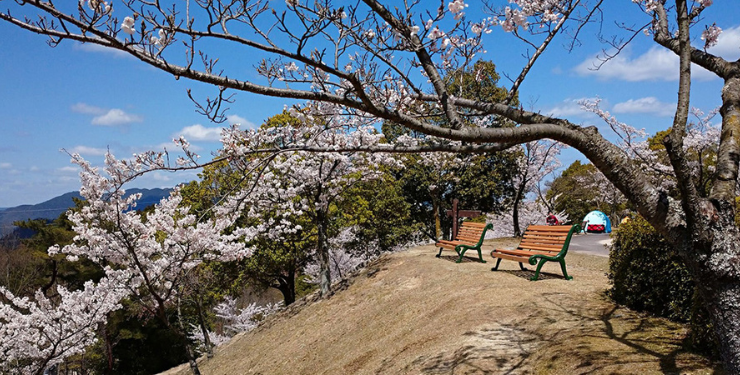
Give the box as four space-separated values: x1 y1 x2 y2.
490 224 580 281
435 222 492 263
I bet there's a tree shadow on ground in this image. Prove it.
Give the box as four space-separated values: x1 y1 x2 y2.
409 291 721 374
411 322 537 374
534 294 724 374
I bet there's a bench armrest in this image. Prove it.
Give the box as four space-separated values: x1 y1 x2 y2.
528 253 560 265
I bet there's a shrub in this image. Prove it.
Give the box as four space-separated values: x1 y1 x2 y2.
608 215 716 355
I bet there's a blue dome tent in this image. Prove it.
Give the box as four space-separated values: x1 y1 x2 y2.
582 210 612 233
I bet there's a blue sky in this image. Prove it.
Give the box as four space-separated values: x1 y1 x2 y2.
0 1 738 207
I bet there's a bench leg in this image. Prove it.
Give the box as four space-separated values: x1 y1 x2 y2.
519 262 527 271
475 248 487 263
490 258 503 271
456 248 465 263
559 259 573 280
436 247 443 258
531 259 548 281
455 247 487 263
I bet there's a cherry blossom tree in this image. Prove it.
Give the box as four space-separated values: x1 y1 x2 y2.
218 117 403 297
510 140 564 236
4 0 740 372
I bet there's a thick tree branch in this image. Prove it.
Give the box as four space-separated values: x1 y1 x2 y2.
662 0 700 235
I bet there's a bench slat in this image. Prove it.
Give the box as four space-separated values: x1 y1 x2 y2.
490 252 529 263
495 248 556 257
521 237 566 244
526 225 572 232
519 244 563 252
460 222 488 228
524 232 568 239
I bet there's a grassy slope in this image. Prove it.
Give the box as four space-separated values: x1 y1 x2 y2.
162 239 721 374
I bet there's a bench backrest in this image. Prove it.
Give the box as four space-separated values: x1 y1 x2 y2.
519 224 580 257
455 222 493 248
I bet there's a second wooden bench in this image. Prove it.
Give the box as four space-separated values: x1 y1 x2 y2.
435 222 492 263
490 224 580 281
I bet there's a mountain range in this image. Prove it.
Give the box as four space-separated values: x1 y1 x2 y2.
0 188 171 237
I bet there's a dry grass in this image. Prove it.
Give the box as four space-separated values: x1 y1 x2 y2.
161 239 722 374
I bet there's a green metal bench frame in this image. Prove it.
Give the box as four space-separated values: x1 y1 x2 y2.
435 223 493 263
490 224 581 281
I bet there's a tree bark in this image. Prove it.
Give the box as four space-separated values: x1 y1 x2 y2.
277 272 296 306
512 179 527 237
195 295 214 358
674 199 740 374
316 208 332 297
432 196 442 240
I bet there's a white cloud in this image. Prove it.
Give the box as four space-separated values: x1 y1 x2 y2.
612 97 676 117
74 43 131 58
226 114 257 129
69 145 108 156
708 26 740 61
72 103 143 126
543 98 601 119
57 166 79 173
150 172 172 182
92 109 143 126
574 46 716 82
176 124 223 142
0 163 11 169
29 166 39 172
71 102 106 115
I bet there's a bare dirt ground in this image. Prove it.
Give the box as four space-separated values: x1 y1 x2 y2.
162 239 722 374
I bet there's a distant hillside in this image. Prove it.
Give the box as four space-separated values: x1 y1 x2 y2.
0 188 171 237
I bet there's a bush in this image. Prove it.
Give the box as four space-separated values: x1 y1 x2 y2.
608 215 716 355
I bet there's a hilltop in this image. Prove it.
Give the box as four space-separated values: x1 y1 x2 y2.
162 240 720 374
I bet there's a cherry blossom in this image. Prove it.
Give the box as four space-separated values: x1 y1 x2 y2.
701 24 722 49
121 16 135 35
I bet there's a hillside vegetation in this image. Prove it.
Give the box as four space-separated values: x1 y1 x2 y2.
162 240 720 374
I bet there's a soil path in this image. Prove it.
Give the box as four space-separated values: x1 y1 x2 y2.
162 239 720 374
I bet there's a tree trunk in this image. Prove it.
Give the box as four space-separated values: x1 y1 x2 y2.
702 278 740 373
277 273 296 305
432 196 442 240
698 75 740 374
172 296 201 375
512 181 526 237
674 200 740 374
316 208 332 296
103 324 114 375
195 295 214 358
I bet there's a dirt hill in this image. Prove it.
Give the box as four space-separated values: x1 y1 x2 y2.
162 239 721 374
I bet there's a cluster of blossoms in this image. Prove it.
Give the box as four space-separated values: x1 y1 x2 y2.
81 0 111 13
1 271 130 373
121 16 135 35
191 297 282 350
702 23 722 49
448 0 468 20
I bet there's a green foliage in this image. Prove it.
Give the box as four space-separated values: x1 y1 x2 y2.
608 216 716 355
444 60 518 111
547 160 628 223
91 305 190 374
547 161 596 223
335 174 418 252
